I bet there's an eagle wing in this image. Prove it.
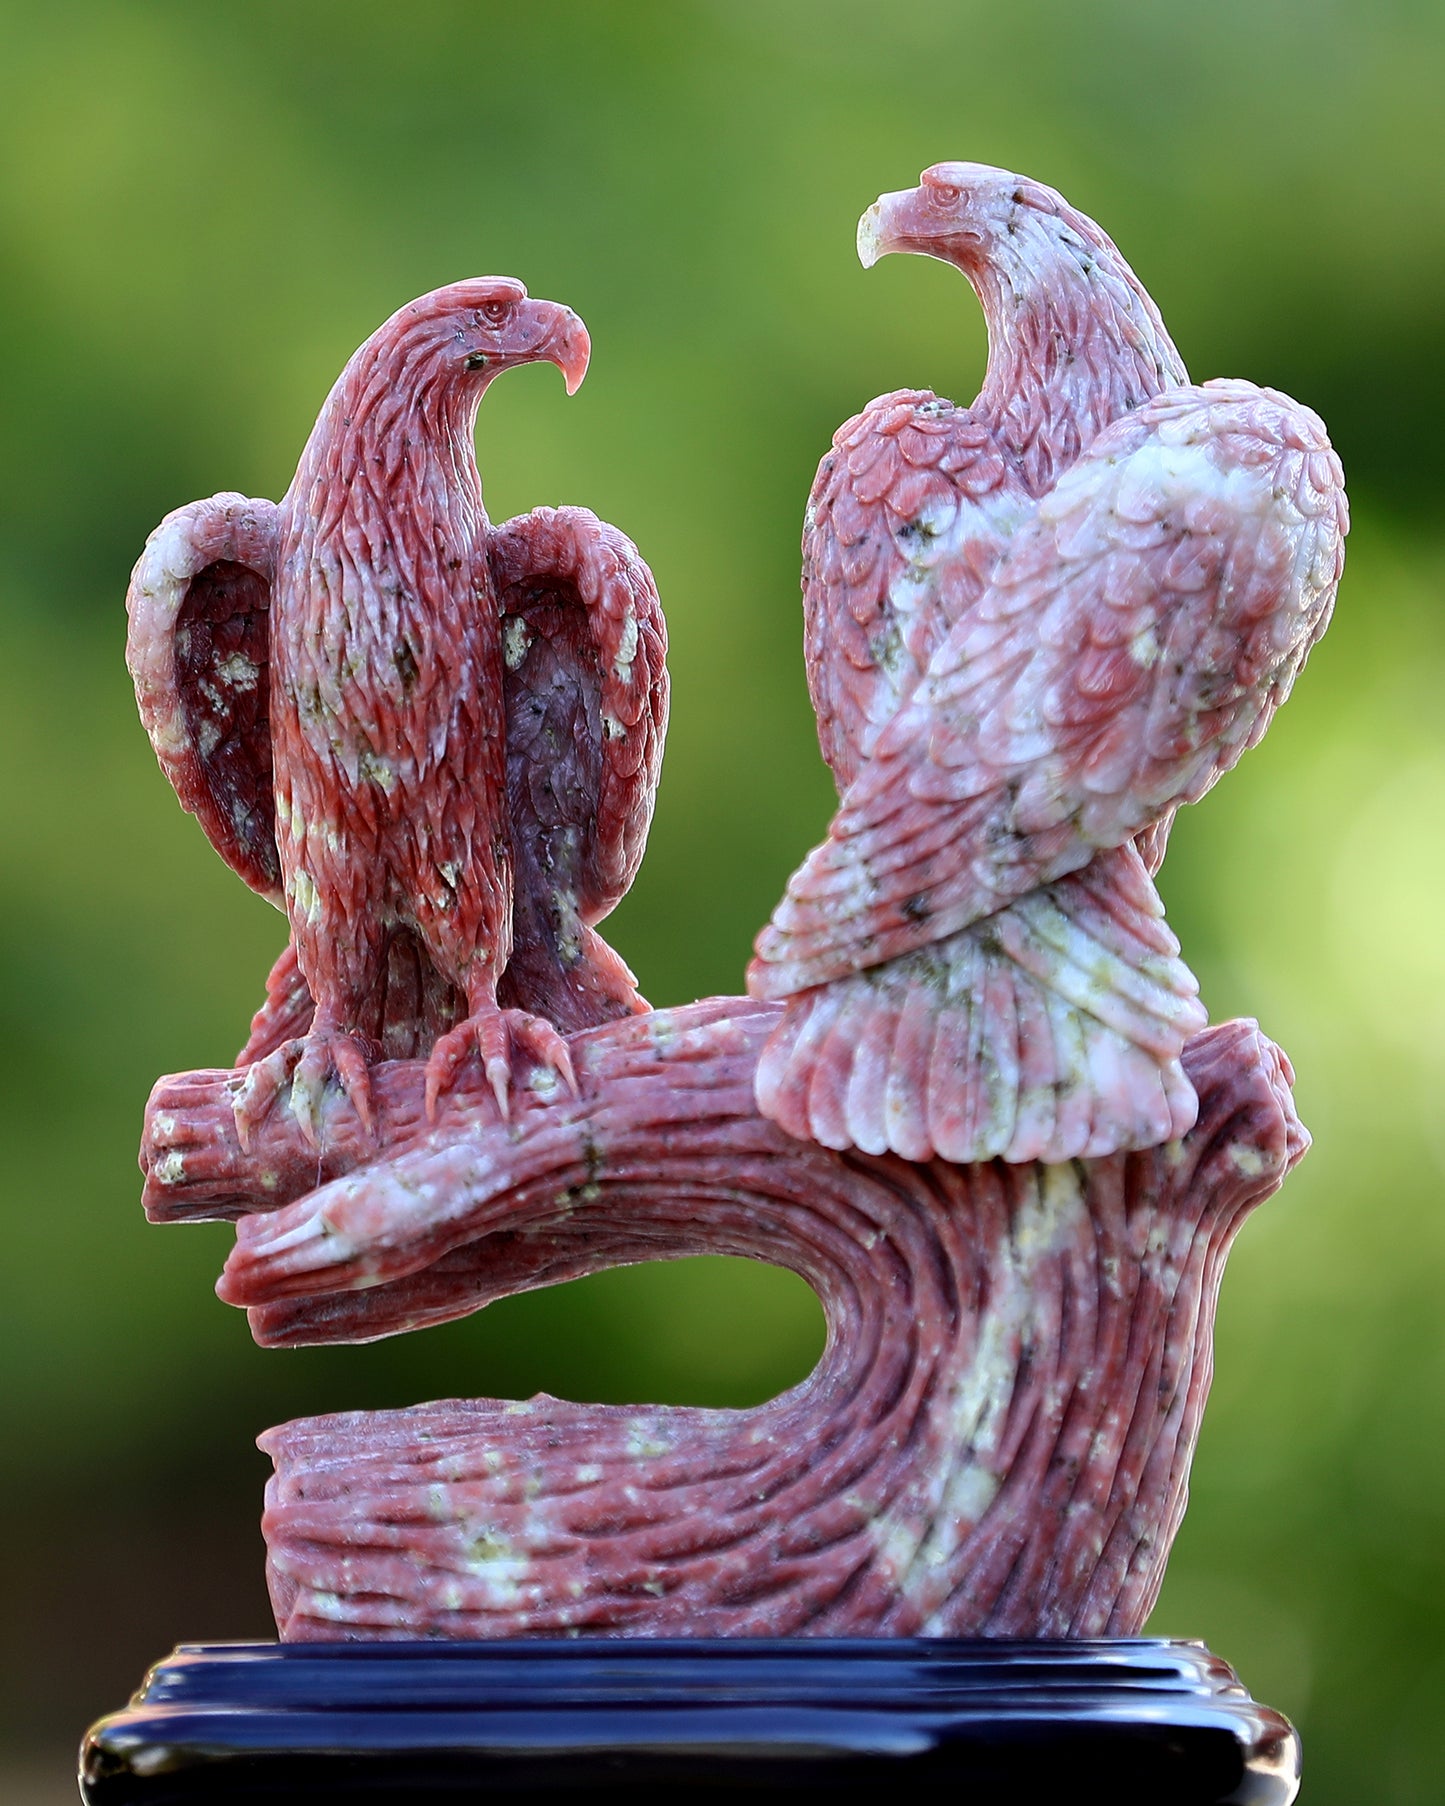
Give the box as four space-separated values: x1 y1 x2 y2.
803 389 1030 792
126 493 283 904
488 505 669 1031
753 380 1347 999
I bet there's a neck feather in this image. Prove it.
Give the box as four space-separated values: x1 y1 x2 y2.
966 196 1188 492
295 321 487 553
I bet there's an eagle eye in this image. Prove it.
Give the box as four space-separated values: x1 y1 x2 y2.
480 299 512 325
926 182 961 211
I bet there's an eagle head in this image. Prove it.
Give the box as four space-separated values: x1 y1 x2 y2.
442 278 591 395
372 278 592 398
857 163 1066 271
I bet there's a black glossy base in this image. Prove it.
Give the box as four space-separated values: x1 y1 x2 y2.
81 1637 1299 1803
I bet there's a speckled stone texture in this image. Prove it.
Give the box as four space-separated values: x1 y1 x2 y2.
749 164 1345 1167
143 1008 1303 1639
126 280 667 1150
129 167 1339 1645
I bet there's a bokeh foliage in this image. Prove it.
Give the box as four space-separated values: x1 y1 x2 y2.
1 2 1442 1799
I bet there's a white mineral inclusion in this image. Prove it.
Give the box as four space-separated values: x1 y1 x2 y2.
502 616 532 670
885 1161 1086 1608
612 608 639 680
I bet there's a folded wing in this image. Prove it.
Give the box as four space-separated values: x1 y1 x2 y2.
803 390 1030 792
752 379 1347 998
489 506 669 1031
125 493 283 903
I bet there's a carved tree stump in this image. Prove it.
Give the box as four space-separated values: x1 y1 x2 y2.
142 999 1304 1641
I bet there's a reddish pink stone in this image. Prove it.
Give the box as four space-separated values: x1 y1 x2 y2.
143 1006 1303 1639
128 169 1339 1646
748 165 1346 1168
126 281 666 1149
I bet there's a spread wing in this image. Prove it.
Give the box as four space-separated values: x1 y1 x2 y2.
752 379 1347 998
126 493 283 903
804 389 1031 792
488 505 668 1030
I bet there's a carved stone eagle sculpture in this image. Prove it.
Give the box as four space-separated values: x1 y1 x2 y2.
748 165 1346 1166
127 279 668 1143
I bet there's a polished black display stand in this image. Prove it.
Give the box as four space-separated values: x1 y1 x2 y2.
81 1637 1299 1802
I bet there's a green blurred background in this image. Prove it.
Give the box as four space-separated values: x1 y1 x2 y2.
1 1 1442 1798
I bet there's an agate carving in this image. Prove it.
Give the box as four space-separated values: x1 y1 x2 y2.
128 165 1345 1642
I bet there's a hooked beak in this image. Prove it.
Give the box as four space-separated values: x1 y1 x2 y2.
857 201 887 269
857 188 913 269
857 183 976 271
546 306 591 395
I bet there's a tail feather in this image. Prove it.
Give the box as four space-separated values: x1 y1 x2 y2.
842 992 902 1154
804 999 862 1151
1043 984 1093 1161
882 981 938 1161
979 953 1023 1154
1008 960 1061 1162
922 986 976 1161
992 866 1200 1056
753 992 832 1136
755 848 1205 1165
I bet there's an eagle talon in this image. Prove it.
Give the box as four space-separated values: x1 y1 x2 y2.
291 1027 377 1149
232 1027 376 1153
127 284 666 1154
424 1007 576 1122
231 1045 294 1153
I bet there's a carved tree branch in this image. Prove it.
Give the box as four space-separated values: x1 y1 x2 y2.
142 1000 1304 1641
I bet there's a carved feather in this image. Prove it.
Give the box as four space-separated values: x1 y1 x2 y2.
125 492 281 902
490 505 668 1030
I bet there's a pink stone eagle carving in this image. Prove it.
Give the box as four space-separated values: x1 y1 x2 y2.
128 183 1337 1645
748 164 1347 1167
126 280 668 1144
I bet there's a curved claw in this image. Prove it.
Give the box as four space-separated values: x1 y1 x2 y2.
232 1044 298 1152
424 1007 577 1122
291 1029 376 1149
232 1028 376 1152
